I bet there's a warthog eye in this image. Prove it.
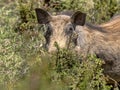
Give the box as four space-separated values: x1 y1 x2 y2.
69 27 73 32
65 24 75 35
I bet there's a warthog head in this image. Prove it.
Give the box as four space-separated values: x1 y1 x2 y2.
35 8 86 52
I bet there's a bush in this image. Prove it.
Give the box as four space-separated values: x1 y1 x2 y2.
52 45 111 90
43 0 120 24
0 1 44 89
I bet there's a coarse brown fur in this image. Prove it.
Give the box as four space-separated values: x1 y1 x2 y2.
85 15 120 34
74 15 120 83
100 15 120 33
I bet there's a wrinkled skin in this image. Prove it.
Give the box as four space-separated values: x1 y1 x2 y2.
35 8 120 84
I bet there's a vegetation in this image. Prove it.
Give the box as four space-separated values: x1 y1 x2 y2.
0 0 120 90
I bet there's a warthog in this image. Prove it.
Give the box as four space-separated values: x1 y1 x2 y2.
35 8 120 83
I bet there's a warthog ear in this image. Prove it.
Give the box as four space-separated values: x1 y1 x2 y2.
71 11 86 26
35 8 51 24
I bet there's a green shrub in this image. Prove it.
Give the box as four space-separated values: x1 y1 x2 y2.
1 48 111 90
43 0 120 24
0 1 44 89
52 45 111 90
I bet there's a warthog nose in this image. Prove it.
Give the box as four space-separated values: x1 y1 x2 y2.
48 41 66 53
48 47 57 53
